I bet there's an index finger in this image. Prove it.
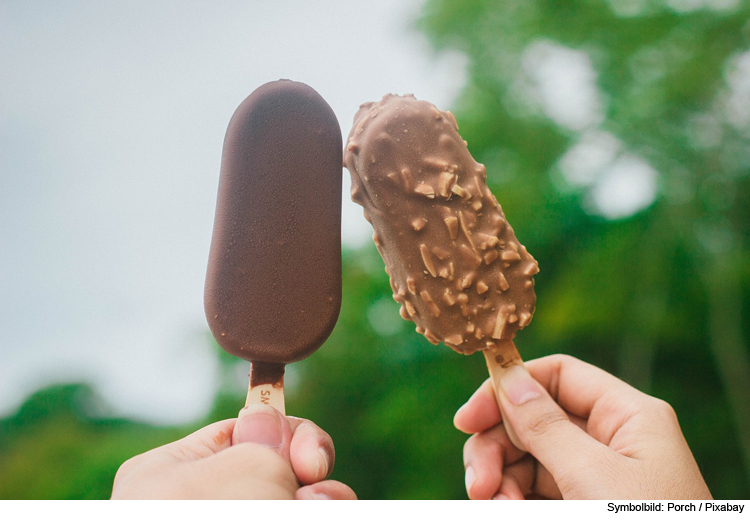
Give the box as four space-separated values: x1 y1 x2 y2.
455 354 649 442
454 379 500 434
525 354 648 419
286 416 336 485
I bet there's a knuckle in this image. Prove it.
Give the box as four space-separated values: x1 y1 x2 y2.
549 353 575 362
113 453 146 485
547 353 576 367
647 397 678 423
525 409 568 438
297 419 334 448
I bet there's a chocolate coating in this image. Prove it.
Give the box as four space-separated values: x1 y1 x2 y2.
205 80 342 365
344 94 538 354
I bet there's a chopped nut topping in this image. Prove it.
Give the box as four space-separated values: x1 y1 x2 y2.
476 280 489 294
420 244 438 277
483 250 499 265
443 290 456 306
423 157 450 171
443 216 458 239
490 213 505 230
411 217 427 231
438 133 454 149
415 183 436 198
458 211 478 253
423 297 441 317
424 329 440 345
492 312 506 339
399 168 412 189
431 246 451 260
498 272 510 291
500 250 521 261
476 233 500 249
444 334 463 346
458 244 482 267
522 260 540 276
451 184 471 200
459 271 476 290
437 171 456 197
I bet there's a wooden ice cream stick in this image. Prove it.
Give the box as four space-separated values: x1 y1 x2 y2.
246 361 286 415
483 340 526 451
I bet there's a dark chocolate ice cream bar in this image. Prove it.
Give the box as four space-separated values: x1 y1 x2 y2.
205 80 342 413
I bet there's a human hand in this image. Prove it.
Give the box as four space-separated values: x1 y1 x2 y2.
455 354 712 500
111 404 356 499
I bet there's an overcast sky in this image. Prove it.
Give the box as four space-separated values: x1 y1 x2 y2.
0 0 467 423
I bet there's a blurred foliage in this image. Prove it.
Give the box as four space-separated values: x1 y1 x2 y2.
2 0 749 500
0 384 187 499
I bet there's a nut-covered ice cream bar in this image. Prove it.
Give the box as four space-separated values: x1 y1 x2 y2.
344 94 538 354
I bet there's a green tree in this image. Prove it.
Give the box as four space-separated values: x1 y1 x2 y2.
0 384 186 499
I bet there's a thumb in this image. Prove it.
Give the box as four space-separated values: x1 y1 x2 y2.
497 365 608 481
233 404 293 462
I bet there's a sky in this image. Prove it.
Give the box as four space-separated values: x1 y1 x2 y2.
0 0 468 423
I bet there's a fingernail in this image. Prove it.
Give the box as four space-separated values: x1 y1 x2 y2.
236 404 283 448
316 447 330 480
465 465 476 495
310 492 331 500
499 365 541 406
494 493 511 500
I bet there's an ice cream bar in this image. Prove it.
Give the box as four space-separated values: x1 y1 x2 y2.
205 80 342 413
344 94 538 448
